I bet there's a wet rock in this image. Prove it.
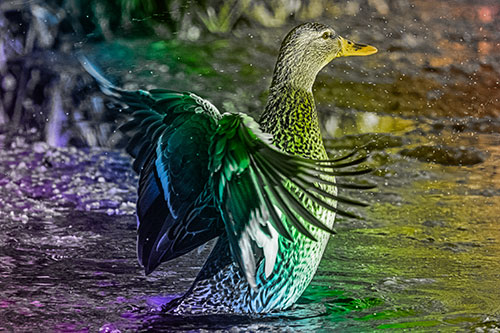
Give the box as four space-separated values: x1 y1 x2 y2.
400 145 486 166
32 141 49 153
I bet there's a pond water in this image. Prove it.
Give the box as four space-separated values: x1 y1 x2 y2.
1 0 500 331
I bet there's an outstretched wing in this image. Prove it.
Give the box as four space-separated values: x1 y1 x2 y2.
209 113 373 288
129 99 224 274
80 57 224 273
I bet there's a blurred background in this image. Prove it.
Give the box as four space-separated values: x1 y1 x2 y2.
0 0 499 331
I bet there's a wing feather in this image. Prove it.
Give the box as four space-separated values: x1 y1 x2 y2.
210 113 374 287
81 55 226 273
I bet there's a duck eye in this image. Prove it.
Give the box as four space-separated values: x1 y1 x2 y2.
322 32 331 40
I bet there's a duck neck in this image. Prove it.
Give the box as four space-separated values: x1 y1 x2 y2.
259 83 325 159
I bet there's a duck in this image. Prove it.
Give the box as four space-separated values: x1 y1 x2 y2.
81 22 377 314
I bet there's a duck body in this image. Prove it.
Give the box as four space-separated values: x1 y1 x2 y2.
166 85 336 314
81 22 376 314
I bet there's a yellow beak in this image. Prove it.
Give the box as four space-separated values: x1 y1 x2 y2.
338 36 378 57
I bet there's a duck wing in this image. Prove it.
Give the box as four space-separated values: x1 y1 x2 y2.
124 91 225 274
80 56 225 274
209 113 372 288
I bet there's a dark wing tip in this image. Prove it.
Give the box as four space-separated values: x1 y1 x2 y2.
78 54 121 97
144 266 154 276
335 182 377 190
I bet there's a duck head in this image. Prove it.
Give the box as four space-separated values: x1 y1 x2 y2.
271 22 377 92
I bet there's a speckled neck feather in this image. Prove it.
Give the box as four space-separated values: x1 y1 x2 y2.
259 23 330 160
259 87 325 160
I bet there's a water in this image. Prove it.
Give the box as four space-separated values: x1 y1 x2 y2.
1 0 500 331
1 119 499 331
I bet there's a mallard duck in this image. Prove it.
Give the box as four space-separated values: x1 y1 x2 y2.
81 22 377 314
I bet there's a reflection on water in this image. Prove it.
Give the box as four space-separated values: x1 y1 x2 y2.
323 110 417 139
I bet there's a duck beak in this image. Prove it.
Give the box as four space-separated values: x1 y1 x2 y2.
338 36 378 57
